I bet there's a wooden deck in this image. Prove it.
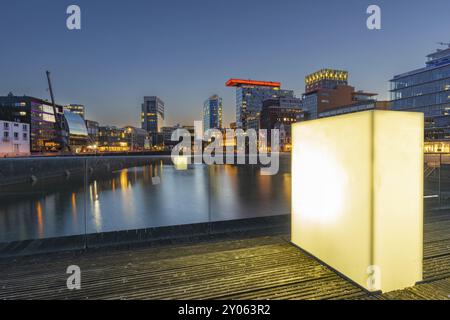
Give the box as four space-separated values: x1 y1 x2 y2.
0 209 449 300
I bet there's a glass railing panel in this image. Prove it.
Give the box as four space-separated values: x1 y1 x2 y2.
0 157 87 255
84 155 210 246
209 153 291 223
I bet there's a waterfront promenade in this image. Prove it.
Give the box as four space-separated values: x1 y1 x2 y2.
0 207 449 300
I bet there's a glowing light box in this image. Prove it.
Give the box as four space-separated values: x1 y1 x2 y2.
291 110 423 292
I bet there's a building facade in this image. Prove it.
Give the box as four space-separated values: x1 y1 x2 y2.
63 110 89 153
203 95 223 131
98 126 128 152
390 46 450 140
123 126 150 151
318 100 390 118
260 97 304 151
141 96 164 136
0 95 66 153
302 70 377 119
64 104 85 119
305 69 348 94
226 79 294 129
0 120 30 157
85 120 99 144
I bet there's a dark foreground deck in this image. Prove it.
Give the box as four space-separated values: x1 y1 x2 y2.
0 209 449 300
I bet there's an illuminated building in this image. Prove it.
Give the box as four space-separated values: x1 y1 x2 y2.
302 69 376 119
85 120 99 143
203 95 223 130
142 96 164 142
0 95 65 153
226 78 294 129
260 97 304 151
391 46 450 140
424 140 450 153
64 104 85 119
292 110 423 292
123 126 150 151
97 126 129 152
63 110 89 153
305 69 348 94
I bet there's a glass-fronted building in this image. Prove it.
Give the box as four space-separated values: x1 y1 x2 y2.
203 94 223 131
390 47 450 140
0 95 66 152
63 110 89 153
141 96 164 137
226 79 294 129
64 104 85 119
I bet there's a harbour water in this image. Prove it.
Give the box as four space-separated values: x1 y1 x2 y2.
0 155 291 242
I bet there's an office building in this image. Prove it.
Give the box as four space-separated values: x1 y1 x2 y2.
203 95 223 131
318 100 390 118
302 69 377 119
65 104 85 119
391 45 450 140
85 120 99 144
97 126 128 152
226 79 294 129
305 69 348 94
0 95 65 153
162 124 195 148
260 97 304 151
141 96 164 136
62 110 89 153
123 126 150 151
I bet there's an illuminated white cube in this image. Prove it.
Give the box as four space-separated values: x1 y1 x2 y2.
291 110 423 292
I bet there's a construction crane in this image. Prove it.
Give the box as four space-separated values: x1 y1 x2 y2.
45 71 70 152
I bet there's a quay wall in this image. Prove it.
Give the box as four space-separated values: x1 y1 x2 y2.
0 155 171 187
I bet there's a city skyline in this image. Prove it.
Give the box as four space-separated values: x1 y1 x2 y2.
1 0 450 128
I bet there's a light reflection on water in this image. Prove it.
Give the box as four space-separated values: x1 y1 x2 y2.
0 157 291 242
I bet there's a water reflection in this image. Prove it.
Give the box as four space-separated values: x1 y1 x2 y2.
0 156 291 242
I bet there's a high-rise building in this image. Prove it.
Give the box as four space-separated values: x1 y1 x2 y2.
226 79 294 129
203 94 223 131
302 69 377 119
390 46 450 140
65 104 85 119
141 96 165 136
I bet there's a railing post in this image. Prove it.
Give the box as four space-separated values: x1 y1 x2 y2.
84 157 88 250
439 153 442 206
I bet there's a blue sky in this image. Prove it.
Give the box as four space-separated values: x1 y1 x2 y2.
1 0 450 127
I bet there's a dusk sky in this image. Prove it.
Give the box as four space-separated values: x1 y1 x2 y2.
1 0 450 127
